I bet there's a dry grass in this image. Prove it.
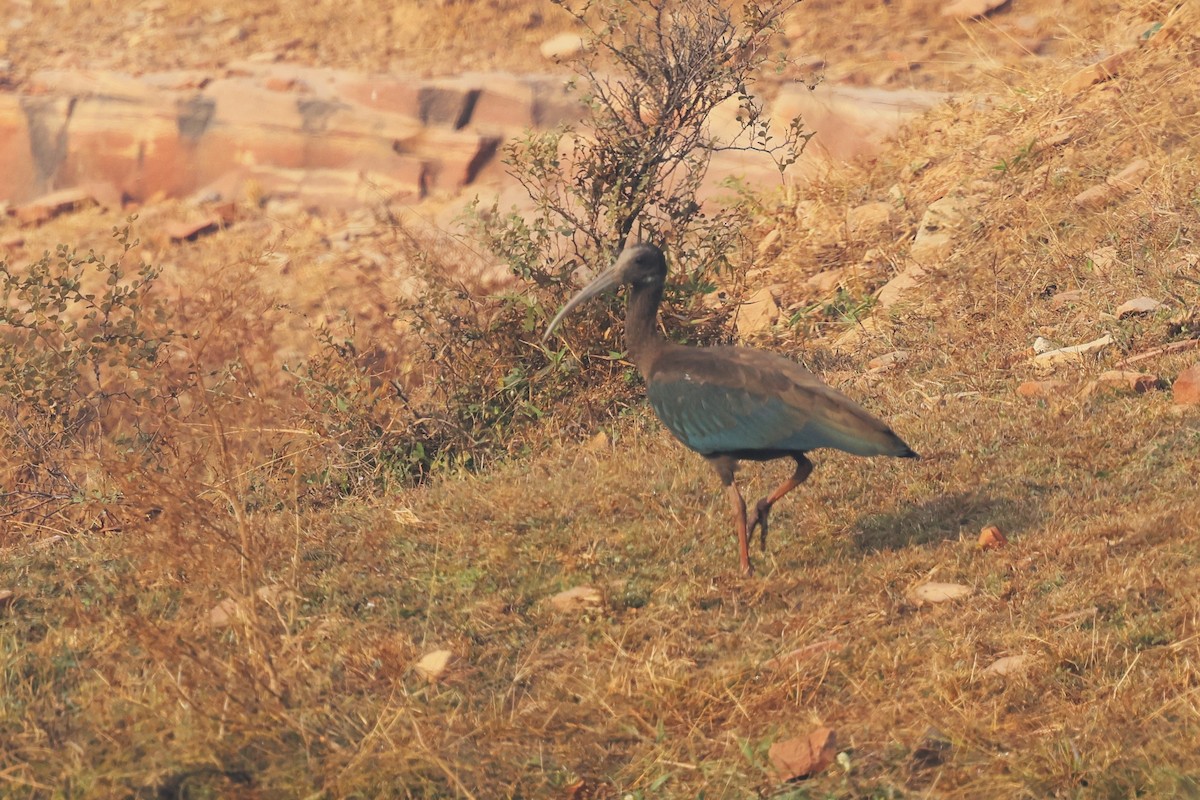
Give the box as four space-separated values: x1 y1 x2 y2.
0 0 574 79
4 3 1200 799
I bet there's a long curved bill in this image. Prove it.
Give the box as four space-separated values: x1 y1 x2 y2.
541 262 625 343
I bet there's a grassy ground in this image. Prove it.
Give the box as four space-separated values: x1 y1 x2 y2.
3 2 1200 799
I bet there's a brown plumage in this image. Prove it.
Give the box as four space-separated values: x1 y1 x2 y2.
545 243 918 575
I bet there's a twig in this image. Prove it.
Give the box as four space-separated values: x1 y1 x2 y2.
1114 338 1200 367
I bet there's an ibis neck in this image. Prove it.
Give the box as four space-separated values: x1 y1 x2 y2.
625 280 665 369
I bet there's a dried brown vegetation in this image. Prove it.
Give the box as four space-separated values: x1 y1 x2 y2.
3 1 1200 798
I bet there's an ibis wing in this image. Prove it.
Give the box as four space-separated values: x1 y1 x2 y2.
646 345 913 458
647 376 808 454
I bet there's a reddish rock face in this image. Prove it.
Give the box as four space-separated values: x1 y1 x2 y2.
417 81 482 128
0 66 581 210
338 78 423 117
1 64 938 213
0 119 37 201
470 75 538 131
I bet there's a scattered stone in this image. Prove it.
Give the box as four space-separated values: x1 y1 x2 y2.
1049 289 1083 309
758 228 782 257
414 649 453 682
910 195 967 263
910 229 952 263
1062 47 1139 94
164 215 222 242
208 597 240 627
1032 334 1113 367
908 582 972 605
1110 158 1154 190
550 585 603 611
982 654 1032 677
246 49 284 64
1173 363 1200 405
942 0 1008 20
833 314 896 351
1097 370 1161 393
10 187 100 226
978 525 1007 550
1073 187 1116 212
1115 296 1164 318
806 268 845 294
1072 158 1151 210
736 287 781 336
223 26 249 45
867 350 909 371
860 248 891 270
206 587 294 626
903 157 932 180
1039 119 1074 147
0 589 14 609
1085 245 1118 273
769 727 838 781
846 201 893 237
1017 379 1070 399
875 263 927 308
208 200 239 224
1032 336 1059 354
540 32 587 61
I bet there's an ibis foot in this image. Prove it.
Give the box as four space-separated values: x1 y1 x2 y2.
749 498 772 552
748 455 814 554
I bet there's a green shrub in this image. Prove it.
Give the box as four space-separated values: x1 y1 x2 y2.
0 222 186 531
407 0 809 471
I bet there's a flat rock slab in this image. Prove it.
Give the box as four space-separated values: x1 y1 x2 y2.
2 65 951 213
0 65 577 208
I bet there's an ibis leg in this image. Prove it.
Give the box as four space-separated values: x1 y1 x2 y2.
725 483 753 576
706 455 753 576
748 455 814 552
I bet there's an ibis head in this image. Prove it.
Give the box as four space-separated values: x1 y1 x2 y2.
543 244 666 344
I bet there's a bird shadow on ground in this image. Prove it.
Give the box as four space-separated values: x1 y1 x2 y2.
850 489 1044 553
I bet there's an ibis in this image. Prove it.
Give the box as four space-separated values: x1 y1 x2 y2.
544 243 918 575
